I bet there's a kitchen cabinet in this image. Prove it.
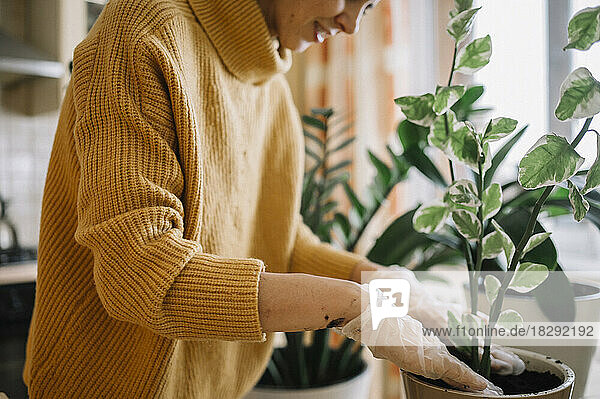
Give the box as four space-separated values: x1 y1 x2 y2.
1 0 105 115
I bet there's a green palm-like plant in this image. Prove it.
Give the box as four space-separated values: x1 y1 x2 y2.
258 108 410 388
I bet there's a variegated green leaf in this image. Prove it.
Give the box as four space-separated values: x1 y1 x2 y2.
567 180 590 222
482 183 502 220
518 134 584 189
497 309 524 330
555 67 600 121
447 310 470 347
482 231 504 260
450 0 473 18
429 111 457 151
395 94 435 127
484 275 501 305
565 6 600 51
522 232 552 257
462 313 483 339
447 8 481 44
447 179 480 207
434 85 466 115
448 122 480 170
483 117 518 142
491 220 515 264
451 209 481 241
509 262 549 293
583 134 600 194
455 35 492 75
413 203 449 233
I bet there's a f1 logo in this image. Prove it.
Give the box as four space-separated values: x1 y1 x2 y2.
369 279 411 329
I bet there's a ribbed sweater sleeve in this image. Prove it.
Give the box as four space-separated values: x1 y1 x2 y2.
290 216 366 280
72 34 265 342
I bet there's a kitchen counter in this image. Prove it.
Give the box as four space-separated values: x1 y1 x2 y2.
0 262 36 285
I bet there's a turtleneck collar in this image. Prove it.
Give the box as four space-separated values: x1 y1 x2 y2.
187 0 292 84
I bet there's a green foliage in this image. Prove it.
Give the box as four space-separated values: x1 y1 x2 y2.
413 204 449 234
483 117 518 142
555 67 600 121
434 85 466 115
508 262 549 294
394 94 436 127
484 275 501 304
567 180 590 222
455 35 492 75
583 135 600 193
447 7 481 44
518 134 584 189
564 6 600 50
481 183 502 220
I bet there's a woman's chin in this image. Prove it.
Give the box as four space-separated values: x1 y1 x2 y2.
279 36 314 53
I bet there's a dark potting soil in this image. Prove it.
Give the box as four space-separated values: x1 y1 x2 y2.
490 370 562 395
417 369 562 395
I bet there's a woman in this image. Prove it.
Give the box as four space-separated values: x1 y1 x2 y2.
23 0 520 397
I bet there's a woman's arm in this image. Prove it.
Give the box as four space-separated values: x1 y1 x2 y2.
258 272 363 332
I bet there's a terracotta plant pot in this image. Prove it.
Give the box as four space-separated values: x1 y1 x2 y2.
244 363 373 399
402 348 574 399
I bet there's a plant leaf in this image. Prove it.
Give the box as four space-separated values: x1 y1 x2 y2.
482 231 504 260
482 183 502 220
329 137 355 153
368 150 392 188
452 0 473 17
484 275 501 304
483 117 518 142
455 35 492 75
567 180 590 222
434 85 466 115
343 182 366 219
447 179 480 207
564 6 600 51
497 309 524 330
302 115 327 131
491 219 516 265
522 232 552 257
583 134 600 193
518 134 584 189
413 203 449 234
555 67 600 121
451 209 481 241
484 125 528 187
303 129 323 146
447 311 470 347
447 7 481 44
429 111 456 151
326 160 352 175
448 122 480 171
395 94 435 127
509 262 549 293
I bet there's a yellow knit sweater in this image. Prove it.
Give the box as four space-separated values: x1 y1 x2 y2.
23 0 365 397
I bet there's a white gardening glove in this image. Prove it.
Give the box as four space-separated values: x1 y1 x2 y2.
365 265 525 376
336 287 503 396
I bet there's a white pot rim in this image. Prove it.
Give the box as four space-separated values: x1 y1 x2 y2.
251 362 372 394
404 347 575 398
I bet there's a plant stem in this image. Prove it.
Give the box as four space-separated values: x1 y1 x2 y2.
479 116 594 377
444 44 458 182
448 44 457 87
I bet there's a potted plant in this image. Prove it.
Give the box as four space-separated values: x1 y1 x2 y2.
386 1 600 397
246 108 411 398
